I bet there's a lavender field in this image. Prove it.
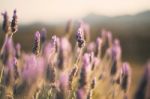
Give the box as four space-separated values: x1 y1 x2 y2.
0 9 150 99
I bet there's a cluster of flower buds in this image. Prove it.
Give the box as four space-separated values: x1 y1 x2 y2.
79 66 88 89
1 9 18 35
101 30 112 47
11 9 18 33
77 88 87 99
57 74 69 99
110 39 121 76
32 31 41 55
40 28 47 44
134 61 150 99
76 27 85 48
0 37 15 65
50 35 59 53
1 11 10 34
15 43 21 59
95 37 102 57
120 62 131 93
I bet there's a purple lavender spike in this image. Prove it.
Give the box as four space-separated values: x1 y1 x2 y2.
13 57 19 80
51 35 57 46
83 53 90 68
58 37 71 69
95 37 102 57
134 61 150 99
1 11 11 34
57 73 69 99
11 9 18 33
112 39 121 61
40 28 47 44
76 27 85 48
22 54 45 84
77 88 87 99
120 62 131 93
32 31 40 55
78 53 92 89
15 43 21 59
59 73 69 90
60 37 71 53
110 39 121 76
87 42 96 53
1 37 15 65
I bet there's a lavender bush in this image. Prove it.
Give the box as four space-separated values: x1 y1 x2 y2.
0 9 148 99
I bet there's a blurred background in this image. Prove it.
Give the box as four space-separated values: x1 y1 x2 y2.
1 0 150 64
0 1 150 98
0 0 150 63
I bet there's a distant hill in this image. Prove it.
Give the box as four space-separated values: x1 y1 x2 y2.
83 10 150 36
82 11 150 63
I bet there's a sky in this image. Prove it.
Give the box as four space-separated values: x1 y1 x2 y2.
0 0 150 23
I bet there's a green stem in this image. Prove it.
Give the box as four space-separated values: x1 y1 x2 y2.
0 65 4 84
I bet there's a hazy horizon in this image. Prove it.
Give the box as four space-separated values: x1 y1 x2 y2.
0 0 150 23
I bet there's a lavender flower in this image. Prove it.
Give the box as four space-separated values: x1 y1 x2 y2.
112 39 121 61
110 39 121 76
40 28 47 44
83 53 90 67
13 57 19 80
50 35 59 53
120 62 131 93
102 30 112 48
79 66 88 89
22 54 45 84
76 88 87 99
32 31 40 55
95 37 102 57
15 43 21 59
58 37 72 69
134 61 150 99
76 27 85 48
1 11 11 34
59 73 69 90
3 57 18 87
3 58 14 86
0 13 135 99
79 54 90 89
107 31 112 47
11 9 18 33
60 37 71 54
43 36 58 62
57 74 69 99
110 59 117 76
51 35 57 46
101 30 112 56
87 42 96 53
0 37 15 65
